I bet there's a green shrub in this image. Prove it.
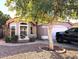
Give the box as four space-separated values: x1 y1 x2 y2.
11 35 18 43
5 36 11 43
5 35 18 43
29 38 36 42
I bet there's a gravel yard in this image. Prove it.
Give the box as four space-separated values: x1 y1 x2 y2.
0 41 78 59
60 49 78 59
0 51 63 59
0 48 78 59
0 43 47 58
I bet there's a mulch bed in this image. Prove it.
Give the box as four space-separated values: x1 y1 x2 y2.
41 46 66 53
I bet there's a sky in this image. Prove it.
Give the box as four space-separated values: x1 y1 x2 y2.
0 0 16 18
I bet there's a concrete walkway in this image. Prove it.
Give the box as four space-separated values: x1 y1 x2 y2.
0 40 78 50
0 40 5 44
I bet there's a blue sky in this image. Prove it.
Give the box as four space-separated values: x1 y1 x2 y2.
0 0 8 14
0 0 16 18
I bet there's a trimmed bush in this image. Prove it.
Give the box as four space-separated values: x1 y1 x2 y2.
5 35 18 43
5 36 11 43
29 38 36 42
11 35 18 43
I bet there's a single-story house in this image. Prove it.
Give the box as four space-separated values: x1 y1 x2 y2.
5 17 78 42
5 17 37 41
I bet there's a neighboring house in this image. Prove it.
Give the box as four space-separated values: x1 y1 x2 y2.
5 17 37 41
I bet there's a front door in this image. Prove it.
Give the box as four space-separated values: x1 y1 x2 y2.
19 25 29 40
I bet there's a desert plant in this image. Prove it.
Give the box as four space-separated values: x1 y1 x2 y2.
29 37 36 42
5 35 18 43
5 36 11 43
11 35 18 43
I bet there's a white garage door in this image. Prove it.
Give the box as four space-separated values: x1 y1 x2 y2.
52 25 68 40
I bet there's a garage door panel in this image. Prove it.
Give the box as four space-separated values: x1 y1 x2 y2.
52 25 68 40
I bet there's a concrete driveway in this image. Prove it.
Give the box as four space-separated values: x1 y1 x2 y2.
39 39 78 50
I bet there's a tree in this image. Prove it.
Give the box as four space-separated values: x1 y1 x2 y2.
5 0 78 50
0 11 10 26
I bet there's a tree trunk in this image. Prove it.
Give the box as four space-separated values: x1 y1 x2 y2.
48 24 54 50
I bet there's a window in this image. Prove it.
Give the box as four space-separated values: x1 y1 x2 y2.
30 26 33 34
11 26 15 36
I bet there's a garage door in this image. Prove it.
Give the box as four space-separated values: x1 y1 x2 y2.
52 25 68 40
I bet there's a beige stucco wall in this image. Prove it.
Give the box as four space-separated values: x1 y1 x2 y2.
28 23 37 38
6 22 37 40
37 22 72 39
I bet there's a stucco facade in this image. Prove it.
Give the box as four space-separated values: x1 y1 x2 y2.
6 18 37 41
37 22 73 40
5 17 78 41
